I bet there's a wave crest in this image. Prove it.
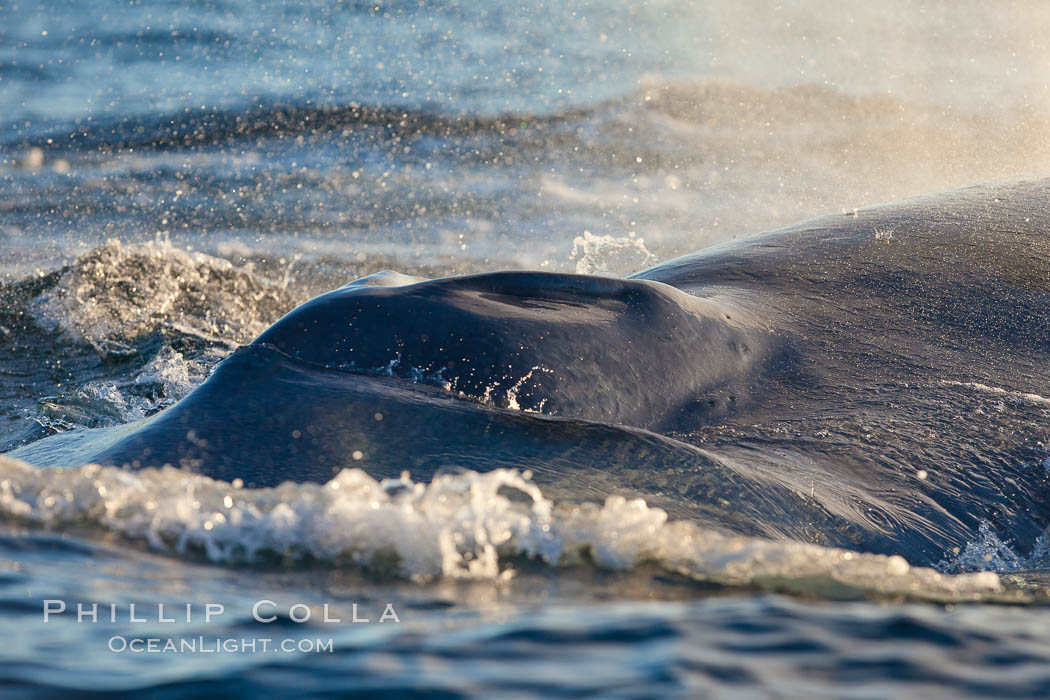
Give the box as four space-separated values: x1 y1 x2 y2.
0 455 1004 601
30 239 298 357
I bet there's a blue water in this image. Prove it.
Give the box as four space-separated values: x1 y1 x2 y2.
5 0 682 123
4 0 1050 696
5 0 1050 278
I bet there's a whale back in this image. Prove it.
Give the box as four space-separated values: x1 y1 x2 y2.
635 179 1050 395
252 271 786 431
9 178 1050 567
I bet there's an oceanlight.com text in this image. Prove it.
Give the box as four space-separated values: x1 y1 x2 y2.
107 636 335 654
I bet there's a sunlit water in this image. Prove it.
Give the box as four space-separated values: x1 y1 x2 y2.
3 0 1050 695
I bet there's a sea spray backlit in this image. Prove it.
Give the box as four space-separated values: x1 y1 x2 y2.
5 0 1050 693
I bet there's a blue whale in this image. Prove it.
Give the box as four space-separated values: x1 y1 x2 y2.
10 178 1050 565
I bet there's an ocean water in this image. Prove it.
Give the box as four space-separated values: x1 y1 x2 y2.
3 0 1050 696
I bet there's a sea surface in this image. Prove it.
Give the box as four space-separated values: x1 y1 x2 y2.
3 0 1050 696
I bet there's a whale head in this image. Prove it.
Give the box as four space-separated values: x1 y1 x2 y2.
252 271 781 431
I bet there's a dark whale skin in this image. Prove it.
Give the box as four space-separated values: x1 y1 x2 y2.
251 271 787 432
10 178 1050 565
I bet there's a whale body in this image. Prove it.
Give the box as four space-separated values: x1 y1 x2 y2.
251 271 786 432
9 178 1050 565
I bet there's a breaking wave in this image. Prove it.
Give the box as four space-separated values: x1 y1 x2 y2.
0 454 1006 601
30 238 298 356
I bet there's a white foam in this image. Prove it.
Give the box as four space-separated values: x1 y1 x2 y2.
0 454 1002 599
942 381 1050 408
31 238 295 355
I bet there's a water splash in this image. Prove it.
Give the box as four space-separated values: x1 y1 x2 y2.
133 346 204 405
938 521 1025 574
30 238 297 357
0 455 1002 600
28 347 211 433
571 231 658 276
